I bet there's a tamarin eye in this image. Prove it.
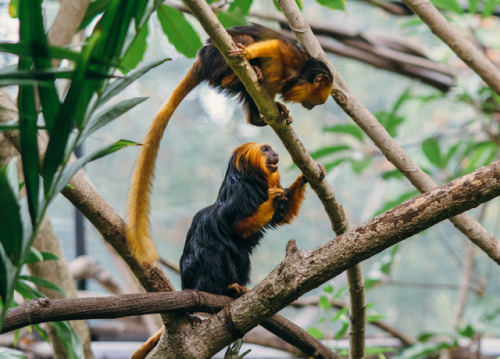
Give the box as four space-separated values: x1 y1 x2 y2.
261 146 269 152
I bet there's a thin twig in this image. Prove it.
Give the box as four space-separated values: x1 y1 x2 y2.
402 0 500 95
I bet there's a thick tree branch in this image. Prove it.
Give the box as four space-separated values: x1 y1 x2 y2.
402 0 500 95
3 292 230 333
157 162 499 358
3 292 337 359
275 0 500 265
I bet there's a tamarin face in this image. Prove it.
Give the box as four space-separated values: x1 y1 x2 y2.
302 72 333 109
261 144 279 173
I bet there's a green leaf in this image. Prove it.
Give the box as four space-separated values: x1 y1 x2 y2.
317 0 345 11
19 275 65 295
228 0 253 13
482 0 500 17
376 190 420 215
310 145 351 160
394 341 454 359
319 295 331 310
457 324 475 338
18 0 60 134
217 9 249 28
430 0 464 12
335 320 349 340
9 0 19 18
0 240 17 305
332 285 348 300
422 137 444 169
0 159 23 264
157 4 203 58
52 139 139 197
51 321 84 359
464 142 496 174
323 283 334 294
307 327 324 339
78 0 111 30
120 24 149 74
351 157 372 174
381 169 404 181
0 42 81 63
331 306 349 323
99 58 169 106
367 314 386 322
25 250 59 264
323 124 364 141
324 158 347 171
42 31 101 196
468 0 479 13
82 97 149 142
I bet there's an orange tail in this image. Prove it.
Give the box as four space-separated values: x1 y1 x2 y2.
126 63 202 266
130 326 164 359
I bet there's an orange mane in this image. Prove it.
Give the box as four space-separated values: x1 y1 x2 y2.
233 142 281 188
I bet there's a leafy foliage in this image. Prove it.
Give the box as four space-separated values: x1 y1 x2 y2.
0 0 166 330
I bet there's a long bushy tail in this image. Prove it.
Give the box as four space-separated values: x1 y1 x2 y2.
126 63 202 266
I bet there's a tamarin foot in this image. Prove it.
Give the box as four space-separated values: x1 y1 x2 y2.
227 283 248 297
275 102 292 125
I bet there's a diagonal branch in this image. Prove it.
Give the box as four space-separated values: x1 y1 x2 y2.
402 0 500 95
275 0 500 265
160 162 500 358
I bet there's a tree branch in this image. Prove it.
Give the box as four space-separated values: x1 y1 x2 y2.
402 0 500 95
158 161 499 358
3 292 337 359
274 0 500 265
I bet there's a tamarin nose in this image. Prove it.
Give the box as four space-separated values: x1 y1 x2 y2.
272 152 279 162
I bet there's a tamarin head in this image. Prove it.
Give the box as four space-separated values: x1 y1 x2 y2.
283 58 333 110
233 142 279 175
231 143 281 188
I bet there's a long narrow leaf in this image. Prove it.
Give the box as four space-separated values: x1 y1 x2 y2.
0 160 23 264
157 4 203 58
99 58 168 105
20 0 60 133
0 42 80 62
120 24 149 74
42 32 101 196
18 275 66 295
52 139 138 197
17 60 39 226
81 96 148 142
